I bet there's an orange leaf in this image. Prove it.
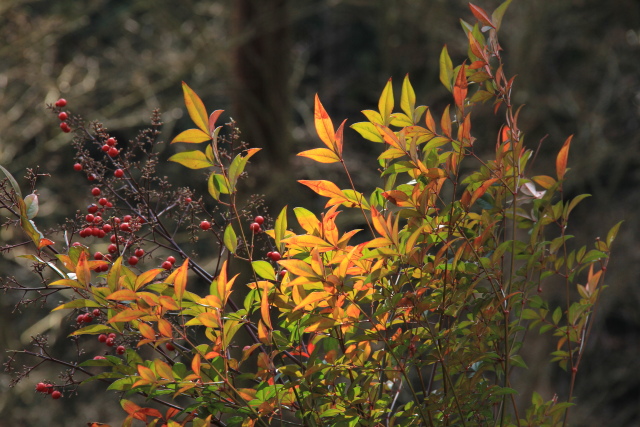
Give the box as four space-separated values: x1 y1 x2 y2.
334 119 346 155
314 94 336 151
170 128 211 144
106 289 138 301
297 148 340 163
208 110 224 134
182 82 208 133
453 65 468 110
134 268 163 291
298 180 347 204
556 135 572 181
109 309 149 323
293 291 330 312
167 259 189 300
191 353 201 376
278 259 321 279
121 399 142 416
374 123 404 151
138 365 156 382
260 282 272 329
159 295 181 310
158 318 172 337
257 319 271 345
75 251 91 289
138 322 156 341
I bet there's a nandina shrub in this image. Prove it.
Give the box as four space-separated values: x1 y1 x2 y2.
1 2 621 426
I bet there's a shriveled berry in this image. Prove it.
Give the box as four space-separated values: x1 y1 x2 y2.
58 112 68 121
91 187 101 196
60 122 71 133
98 334 107 343
166 256 176 265
254 215 264 225
114 169 124 178
162 261 173 270
73 163 82 171
128 256 138 266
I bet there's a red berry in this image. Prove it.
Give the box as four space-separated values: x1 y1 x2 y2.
249 222 261 234
60 122 71 133
184 197 192 204
162 261 173 270
128 256 138 266
51 390 62 399
108 244 117 254
123 215 132 222
93 355 106 360
106 201 113 207
114 169 124 178
116 345 125 355
71 242 82 247
120 223 131 232
97 229 106 238
106 137 116 146
91 187 101 196
98 334 107 343
165 342 175 351
102 224 112 233
200 220 211 231
98 198 108 206
77 314 84 323
78 229 87 238
108 333 117 339
137 216 146 224
36 382 48 393
166 256 176 265
101 264 109 272
86 214 95 222
88 204 98 213
58 112 68 121
268 251 281 262
101 144 110 152
105 338 115 347
55 98 67 107
88 174 96 181
113 217 121 224
82 314 93 323
91 227 100 237
108 147 119 157
73 163 82 171
92 309 101 317
93 216 102 224
254 215 264 225
94 252 103 260
279 269 287 278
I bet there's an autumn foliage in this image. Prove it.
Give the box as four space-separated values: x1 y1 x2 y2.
1 2 620 426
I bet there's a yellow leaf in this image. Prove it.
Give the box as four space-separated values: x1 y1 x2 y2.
293 291 330 312
168 151 213 170
171 128 211 144
260 282 272 329
166 259 189 300
182 82 208 133
297 148 340 163
134 268 163 291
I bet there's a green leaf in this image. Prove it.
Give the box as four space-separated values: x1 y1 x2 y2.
223 223 237 254
439 45 454 91
168 150 213 169
208 173 230 200
0 164 22 199
107 376 137 391
351 122 384 143
552 306 562 325
71 324 116 336
606 220 623 247
52 299 101 311
492 0 513 31
274 206 288 250
181 82 209 134
24 193 39 219
228 148 261 192
252 260 276 281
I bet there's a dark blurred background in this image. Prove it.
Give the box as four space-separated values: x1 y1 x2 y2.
1 0 639 425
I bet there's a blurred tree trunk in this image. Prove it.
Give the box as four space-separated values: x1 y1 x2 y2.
230 0 291 167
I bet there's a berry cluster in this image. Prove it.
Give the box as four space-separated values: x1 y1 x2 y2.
35 382 62 399
55 98 71 133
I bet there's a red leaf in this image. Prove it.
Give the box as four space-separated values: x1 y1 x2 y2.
469 3 496 29
453 65 468 110
556 135 573 181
